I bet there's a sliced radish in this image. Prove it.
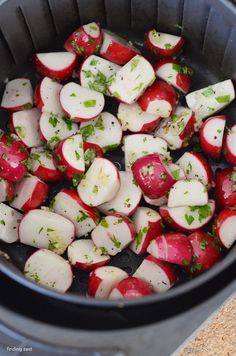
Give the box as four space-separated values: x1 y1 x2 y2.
215 168 236 209
223 124 236 165
83 141 103 167
146 29 184 58
24 249 73 292
167 163 186 180
0 203 22 243
19 209 75 254
1 78 33 112
214 208 236 249
108 55 155 104
168 179 208 208
35 77 63 115
0 178 14 202
143 194 168 207
30 147 63 182
109 277 153 299
77 158 120 207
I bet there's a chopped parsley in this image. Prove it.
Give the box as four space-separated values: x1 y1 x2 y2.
114 218 123 225
132 82 144 91
215 95 230 103
70 92 77 97
182 258 190 266
48 240 58 251
70 40 84 55
130 57 140 71
83 100 96 108
164 43 173 49
136 226 149 248
48 113 59 128
160 172 167 180
202 87 214 97
15 126 26 138
190 205 212 223
63 116 73 130
94 115 105 130
190 263 203 273
38 227 44 234
186 161 193 174
31 153 41 163
80 125 95 141
72 173 82 187
172 169 180 180
84 148 97 165
184 214 194 225
76 210 89 222
0 219 6 225
199 239 208 250
100 218 109 228
90 58 99 66
124 198 131 208
75 150 81 160
92 185 99 194
110 235 121 248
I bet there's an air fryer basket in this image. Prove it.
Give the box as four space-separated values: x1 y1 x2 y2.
0 0 235 329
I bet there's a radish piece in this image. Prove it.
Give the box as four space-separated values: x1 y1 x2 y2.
186 79 235 123
24 249 73 292
52 188 99 237
109 277 153 299
35 77 63 115
83 141 103 167
215 168 236 209
134 255 178 293
98 171 142 216
79 55 121 95
160 200 215 232
155 106 195 149
30 147 63 182
223 124 236 165
117 102 161 133
77 158 120 207
124 134 168 171
143 194 168 207
100 29 140 65
68 239 110 270
91 214 135 256
60 82 105 122
0 203 22 243
168 179 208 208
167 163 186 180
214 208 236 249
1 78 33 112
200 116 226 160
138 80 177 118
108 55 155 104
130 207 163 255
0 178 14 202
88 266 128 298
147 232 193 266
34 52 78 80
10 108 43 148
146 29 184 58
19 209 75 254
80 112 122 151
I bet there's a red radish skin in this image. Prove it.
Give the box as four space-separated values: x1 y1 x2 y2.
0 178 14 202
146 30 184 58
83 141 103 167
30 147 63 182
215 168 236 209
109 277 154 299
1 79 33 112
200 116 226 160
214 208 236 249
223 124 236 165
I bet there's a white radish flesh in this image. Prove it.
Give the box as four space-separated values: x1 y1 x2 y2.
37 77 63 115
168 180 208 208
61 133 85 173
201 116 226 147
1 79 33 111
83 22 100 38
36 52 77 72
168 163 186 180
143 194 167 206
0 179 13 203
0 203 22 243
218 216 236 249
148 31 182 51
30 147 59 175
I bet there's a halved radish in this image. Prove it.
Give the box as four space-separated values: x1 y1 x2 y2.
160 200 215 232
98 171 142 216
223 124 236 165
168 180 208 208
19 209 75 254
64 22 102 56
138 80 177 118
60 82 105 122
143 194 168 207
91 213 135 256
109 277 153 299
83 141 103 167
108 55 155 104
167 163 186 180
77 158 120 207
35 77 63 115
199 115 226 159
117 102 161 133
79 55 121 95
0 178 14 202
146 29 184 58
30 147 63 182
10 173 49 212
147 232 193 266
124 134 168 171
52 188 99 237
134 255 178 293
34 52 78 80
130 207 163 255
155 106 195 150
1 78 33 112
215 168 236 209
214 208 236 249
80 112 122 151
68 239 110 270
88 266 128 298
10 108 43 148
0 203 22 243
186 79 235 122
24 249 73 292
99 29 140 65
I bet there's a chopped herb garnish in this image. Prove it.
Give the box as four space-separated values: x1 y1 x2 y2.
202 87 214 97
0 219 6 225
70 92 77 97
75 150 81 160
136 226 149 248
80 125 95 141
190 263 203 273
172 169 180 180
160 172 167 180
199 239 208 250
90 58 99 66
217 129 222 134
47 228 55 232
164 43 173 49
76 210 89 222
132 82 144 91
57 165 67 172
114 218 123 225
70 40 84 55
84 148 97 165
94 115 105 130
130 57 140 71
15 126 26 138
182 258 190 266
110 235 121 248
186 161 193 174
215 95 230 103
38 227 43 234
100 218 109 228
93 185 99 194
184 214 194 225
83 100 96 108
49 113 59 128
31 153 41 163
190 204 212 223
48 240 58 251
72 173 82 187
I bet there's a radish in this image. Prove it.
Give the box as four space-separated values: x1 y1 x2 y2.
134 255 178 293
30 147 63 182
19 209 75 254
200 115 226 159
64 22 102 57
0 203 22 243
67 239 110 270
154 59 192 93
155 106 195 150
10 108 43 148
79 55 121 95
88 266 128 298
98 171 142 216
35 77 63 115
1 78 33 112
52 188 99 237
24 249 73 292
215 168 236 209
34 52 78 80
131 154 175 199
160 200 215 232
146 29 184 58
124 134 168 171
91 213 135 256
109 277 153 299
108 55 155 104
223 124 236 165
186 79 235 122
167 163 186 180
143 194 168 207
138 80 177 118
83 141 103 167
100 29 140 65
60 82 105 122
80 112 122 151
130 207 163 255
10 173 49 212
214 208 236 249
0 178 14 202
77 158 120 207
147 232 193 266
117 102 161 133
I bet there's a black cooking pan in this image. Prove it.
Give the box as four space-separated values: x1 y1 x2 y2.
0 0 235 330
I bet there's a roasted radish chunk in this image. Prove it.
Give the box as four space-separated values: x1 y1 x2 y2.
109 277 153 299
1 78 33 112
146 29 184 58
143 194 168 207
168 180 208 208
223 124 236 165
35 77 63 115
215 168 236 209
0 178 14 203
0 203 22 243
30 147 63 182
200 116 226 160
214 208 236 249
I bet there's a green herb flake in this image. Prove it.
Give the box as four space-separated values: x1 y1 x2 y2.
199 239 208 250
48 113 59 128
38 227 44 234
80 125 95 141
110 235 121 248
84 148 97 165
182 258 190 266
88 38 95 45
83 100 96 108
92 185 99 194
201 87 214 97
1 153 7 160
31 153 41 163
130 57 140 71
47 228 55 232
0 219 6 225
190 204 212 223
70 40 85 55
172 169 180 180
172 63 182 73
57 165 67 172
104 144 119 152
75 150 81 160
160 172 167 180
190 263 203 273
76 210 89 222
164 43 173 49
184 214 194 225
15 126 26 139
48 240 58 251
215 95 230 103
186 161 193 174
49 197 56 210
112 91 121 98
114 218 123 225
217 129 222 134
72 173 82 187
124 197 131 208
132 82 144 91
100 218 109 228
70 92 77 97
90 58 99 66
21 157 32 170
94 115 105 130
